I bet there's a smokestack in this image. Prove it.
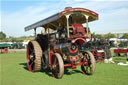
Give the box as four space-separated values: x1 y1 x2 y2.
65 7 72 10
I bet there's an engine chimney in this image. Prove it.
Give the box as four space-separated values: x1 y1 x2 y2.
65 7 72 10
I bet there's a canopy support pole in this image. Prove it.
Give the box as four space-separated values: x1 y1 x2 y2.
34 28 37 38
85 15 89 35
66 15 70 38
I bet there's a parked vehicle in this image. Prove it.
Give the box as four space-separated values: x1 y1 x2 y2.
25 7 98 78
0 43 10 53
9 42 24 49
82 38 111 62
113 39 128 56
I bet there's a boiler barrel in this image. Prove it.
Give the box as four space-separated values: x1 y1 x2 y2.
53 43 71 52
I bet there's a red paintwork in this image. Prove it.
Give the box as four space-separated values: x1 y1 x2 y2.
4 48 8 53
49 51 53 70
68 24 86 46
59 8 98 17
92 50 95 54
72 24 85 36
26 46 33 72
64 62 88 68
49 53 88 69
26 8 98 78
0 49 3 53
92 49 105 62
114 49 127 53
114 49 120 53
96 52 103 57
68 47 78 54
71 38 86 46
52 56 57 78
69 56 78 61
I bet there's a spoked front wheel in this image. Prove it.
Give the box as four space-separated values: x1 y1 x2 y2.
81 51 96 75
51 53 64 79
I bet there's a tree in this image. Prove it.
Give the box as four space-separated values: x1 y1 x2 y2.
92 32 103 39
122 33 128 39
0 32 6 40
104 33 116 39
95 34 103 39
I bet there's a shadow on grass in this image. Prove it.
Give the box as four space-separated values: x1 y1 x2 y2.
19 63 29 71
41 69 53 77
19 62 53 77
64 69 82 75
19 62 83 77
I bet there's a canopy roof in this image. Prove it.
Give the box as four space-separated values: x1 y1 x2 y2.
25 7 98 32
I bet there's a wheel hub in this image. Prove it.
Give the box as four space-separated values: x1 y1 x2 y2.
30 55 33 59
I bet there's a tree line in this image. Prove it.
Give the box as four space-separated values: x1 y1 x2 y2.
92 32 128 39
0 31 128 42
0 32 34 42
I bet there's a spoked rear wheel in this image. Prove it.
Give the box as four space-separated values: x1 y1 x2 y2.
92 49 106 62
26 41 43 72
92 49 98 62
51 53 64 79
81 51 96 75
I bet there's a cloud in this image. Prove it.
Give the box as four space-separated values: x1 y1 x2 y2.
0 12 1 32
65 1 128 33
91 7 128 33
1 3 61 37
65 0 84 2
1 1 128 37
1 7 45 36
65 0 128 2
88 0 128 1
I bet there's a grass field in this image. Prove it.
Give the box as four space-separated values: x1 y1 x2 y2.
0 51 128 85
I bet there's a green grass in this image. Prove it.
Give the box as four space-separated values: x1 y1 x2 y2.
0 52 128 85
113 56 127 63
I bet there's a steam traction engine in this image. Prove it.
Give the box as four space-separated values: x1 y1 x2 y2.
25 7 99 78
83 38 112 62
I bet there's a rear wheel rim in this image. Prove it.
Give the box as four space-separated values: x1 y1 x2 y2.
27 42 34 72
93 49 105 62
26 41 42 72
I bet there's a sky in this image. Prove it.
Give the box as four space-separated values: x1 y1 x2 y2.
1 0 128 37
